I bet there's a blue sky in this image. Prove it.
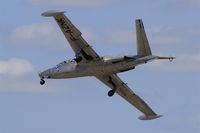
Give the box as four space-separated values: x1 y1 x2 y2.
0 0 200 133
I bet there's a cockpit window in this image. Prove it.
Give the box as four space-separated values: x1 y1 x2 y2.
103 56 113 61
70 60 76 63
56 59 77 68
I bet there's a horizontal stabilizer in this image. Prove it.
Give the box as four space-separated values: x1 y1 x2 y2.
138 115 163 120
157 56 176 62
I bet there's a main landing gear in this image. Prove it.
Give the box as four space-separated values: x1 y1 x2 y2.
74 56 82 62
40 79 45 85
108 89 116 97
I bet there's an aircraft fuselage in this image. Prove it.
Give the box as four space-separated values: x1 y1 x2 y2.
39 55 158 79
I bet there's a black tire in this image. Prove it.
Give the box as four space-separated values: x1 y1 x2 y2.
108 90 115 97
40 79 45 85
75 56 82 62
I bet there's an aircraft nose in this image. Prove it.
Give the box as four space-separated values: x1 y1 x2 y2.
38 71 44 78
39 69 51 79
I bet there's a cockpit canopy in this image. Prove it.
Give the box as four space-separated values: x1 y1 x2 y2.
103 56 125 62
56 59 76 68
103 56 114 61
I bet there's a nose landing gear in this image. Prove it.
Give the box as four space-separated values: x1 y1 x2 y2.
40 79 45 85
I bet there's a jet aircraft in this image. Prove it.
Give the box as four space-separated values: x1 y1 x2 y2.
39 11 175 120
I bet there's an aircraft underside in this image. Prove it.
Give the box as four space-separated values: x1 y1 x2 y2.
46 60 136 79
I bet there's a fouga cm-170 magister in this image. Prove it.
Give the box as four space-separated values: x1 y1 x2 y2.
39 11 175 120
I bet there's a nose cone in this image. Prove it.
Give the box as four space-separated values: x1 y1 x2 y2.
39 69 51 79
38 71 44 79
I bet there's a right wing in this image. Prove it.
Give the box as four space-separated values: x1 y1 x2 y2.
96 74 162 120
42 11 101 62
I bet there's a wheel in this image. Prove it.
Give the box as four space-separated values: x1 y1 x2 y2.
74 56 82 62
40 79 45 85
108 90 115 97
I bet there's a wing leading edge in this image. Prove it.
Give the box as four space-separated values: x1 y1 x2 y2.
96 74 162 120
42 11 100 62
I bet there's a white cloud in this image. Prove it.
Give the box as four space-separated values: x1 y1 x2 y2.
0 58 34 76
144 26 200 57
81 28 134 45
9 23 66 49
0 59 72 92
104 30 134 44
147 26 182 45
30 0 112 8
147 54 200 72
0 79 63 92
9 22 200 57
81 28 99 43
10 23 54 42
28 0 200 10
82 25 196 49
9 22 134 50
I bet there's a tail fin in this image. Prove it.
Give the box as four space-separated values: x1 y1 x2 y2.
136 19 152 56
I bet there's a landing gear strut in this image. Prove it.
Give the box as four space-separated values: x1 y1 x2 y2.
40 79 45 85
108 89 116 97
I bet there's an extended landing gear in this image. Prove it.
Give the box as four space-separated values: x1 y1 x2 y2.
40 79 45 85
108 89 116 97
74 56 82 62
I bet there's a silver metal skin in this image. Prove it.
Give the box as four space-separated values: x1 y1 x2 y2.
39 11 175 120
39 55 160 79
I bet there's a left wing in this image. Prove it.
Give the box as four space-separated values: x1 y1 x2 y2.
42 11 101 62
96 74 162 120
